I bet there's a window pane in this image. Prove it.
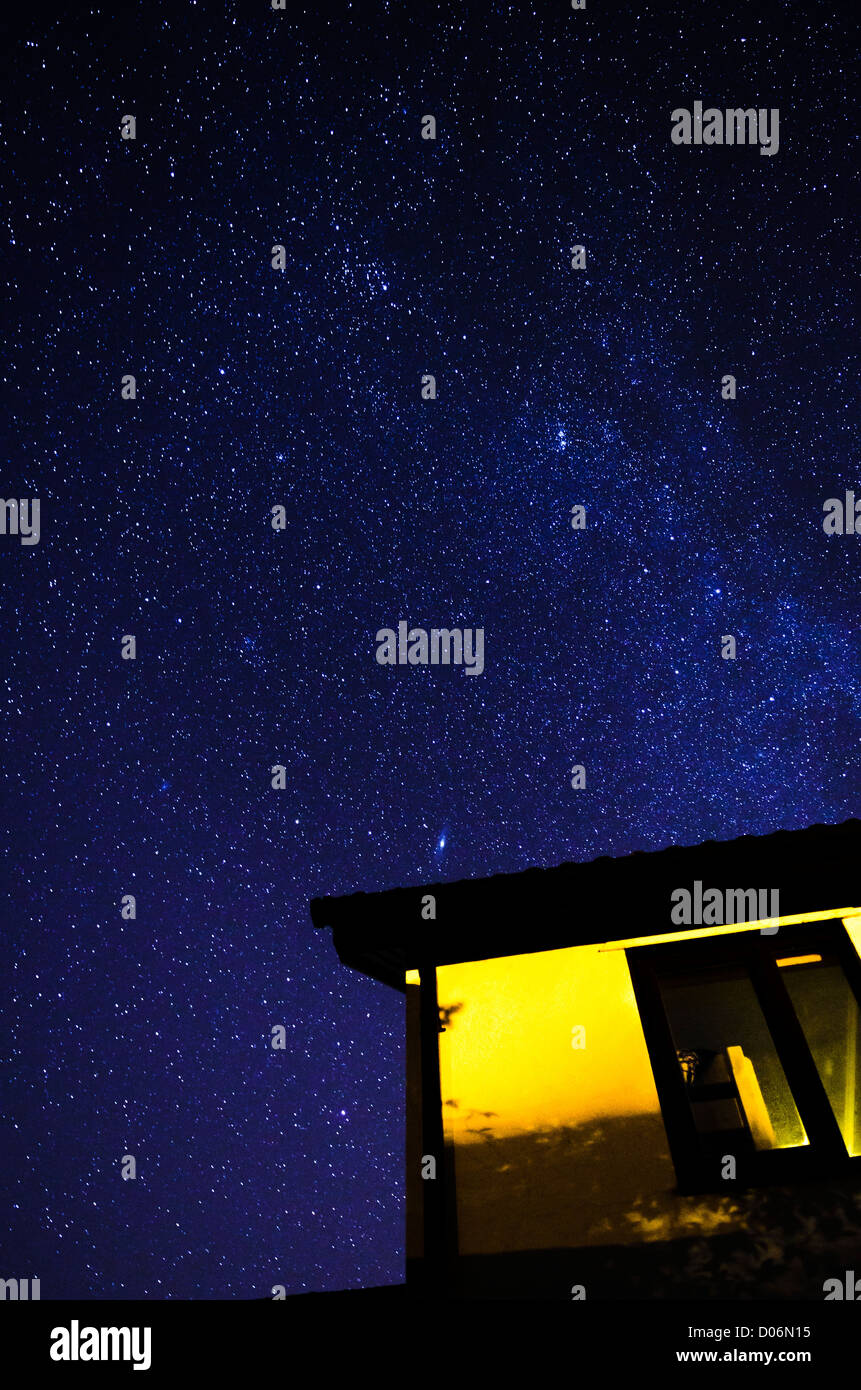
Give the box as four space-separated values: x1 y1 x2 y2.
659 966 808 1151
781 958 861 1156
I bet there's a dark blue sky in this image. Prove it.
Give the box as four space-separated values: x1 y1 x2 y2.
2 0 858 1295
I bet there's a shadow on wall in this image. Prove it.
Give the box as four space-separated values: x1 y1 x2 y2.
455 1196 861 1299
447 1113 861 1297
450 1112 691 1252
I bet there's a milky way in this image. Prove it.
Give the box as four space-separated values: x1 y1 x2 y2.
2 1 857 1295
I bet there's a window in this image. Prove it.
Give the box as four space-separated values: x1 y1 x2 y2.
627 922 861 1191
780 951 861 1157
660 965 808 1152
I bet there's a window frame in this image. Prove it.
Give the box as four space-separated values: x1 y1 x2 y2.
626 920 861 1193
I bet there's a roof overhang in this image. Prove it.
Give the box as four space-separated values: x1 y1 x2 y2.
310 819 861 991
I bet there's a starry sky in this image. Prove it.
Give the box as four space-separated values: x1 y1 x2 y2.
2 0 858 1297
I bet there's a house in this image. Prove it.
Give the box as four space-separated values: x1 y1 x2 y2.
310 820 861 1299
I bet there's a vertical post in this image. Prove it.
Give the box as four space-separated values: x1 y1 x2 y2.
844 991 857 1155
748 947 847 1162
418 956 448 1292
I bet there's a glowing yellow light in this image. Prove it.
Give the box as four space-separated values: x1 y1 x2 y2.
776 955 823 967
405 969 420 986
726 1046 780 1148
842 917 861 958
436 944 662 1140
599 907 861 953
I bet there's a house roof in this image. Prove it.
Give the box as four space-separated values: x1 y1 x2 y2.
309 819 861 991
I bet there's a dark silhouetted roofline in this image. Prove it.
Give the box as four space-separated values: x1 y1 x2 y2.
310 819 861 990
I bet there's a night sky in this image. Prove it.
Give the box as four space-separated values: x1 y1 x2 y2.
2 0 858 1297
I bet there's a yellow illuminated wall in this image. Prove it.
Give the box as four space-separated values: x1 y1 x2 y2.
433 917 861 1256
437 943 659 1139
436 942 687 1254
